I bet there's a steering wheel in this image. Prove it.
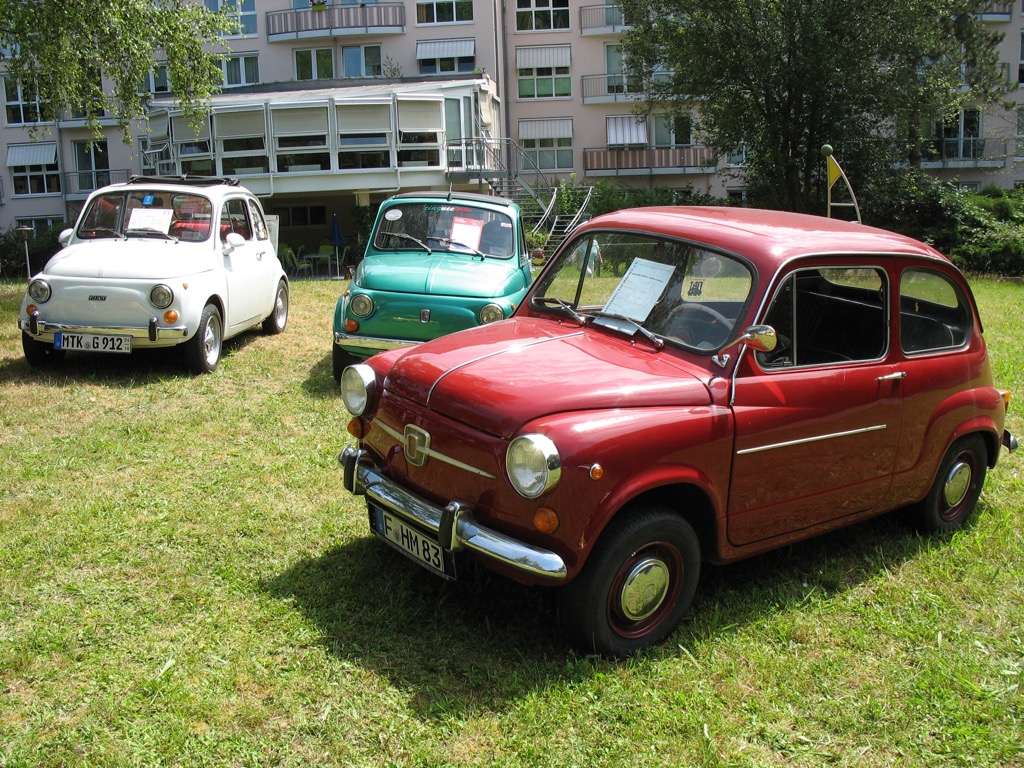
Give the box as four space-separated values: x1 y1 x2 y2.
665 303 731 347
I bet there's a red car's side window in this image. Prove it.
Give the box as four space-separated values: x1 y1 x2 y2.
899 268 972 353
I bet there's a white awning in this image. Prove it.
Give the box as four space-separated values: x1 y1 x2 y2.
271 105 329 134
606 115 647 145
214 109 267 139
415 38 475 60
337 103 392 132
171 114 211 141
518 118 572 141
515 45 571 69
6 143 57 166
397 99 443 132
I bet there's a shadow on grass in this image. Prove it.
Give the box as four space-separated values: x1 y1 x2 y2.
302 352 342 399
0 331 262 385
262 506 957 719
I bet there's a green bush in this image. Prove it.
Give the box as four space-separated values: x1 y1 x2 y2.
0 224 67 280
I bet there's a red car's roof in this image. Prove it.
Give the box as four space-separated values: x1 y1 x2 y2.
579 207 947 269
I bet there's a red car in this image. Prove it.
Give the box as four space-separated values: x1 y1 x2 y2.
339 207 1016 656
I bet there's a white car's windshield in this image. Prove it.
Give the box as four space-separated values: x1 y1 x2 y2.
78 191 215 242
373 202 517 259
532 231 755 352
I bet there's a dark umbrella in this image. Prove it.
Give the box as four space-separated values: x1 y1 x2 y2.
330 214 345 278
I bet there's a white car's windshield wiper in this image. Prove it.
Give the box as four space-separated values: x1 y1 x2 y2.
126 227 178 241
588 310 665 350
82 227 127 240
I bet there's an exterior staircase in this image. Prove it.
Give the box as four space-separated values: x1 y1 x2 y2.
446 138 593 261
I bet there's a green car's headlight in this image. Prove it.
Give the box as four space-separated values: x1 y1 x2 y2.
506 433 561 499
479 303 504 324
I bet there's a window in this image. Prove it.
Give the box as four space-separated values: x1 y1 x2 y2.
342 45 382 78
1018 106 1024 157
220 198 254 241
653 114 692 147
928 109 981 160
397 100 442 166
416 39 475 75
606 115 646 147
8 143 61 196
142 64 171 96
273 106 331 172
73 141 111 194
296 48 335 80
215 110 269 175
206 0 257 35
140 138 172 176
757 268 888 368
4 80 46 125
223 54 260 87
516 0 569 30
247 199 270 241
520 118 573 170
417 0 473 23
16 217 65 236
900 269 972 353
516 46 571 98
171 115 214 175
337 103 392 169
272 205 328 227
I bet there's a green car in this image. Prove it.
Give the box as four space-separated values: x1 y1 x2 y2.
332 191 534 381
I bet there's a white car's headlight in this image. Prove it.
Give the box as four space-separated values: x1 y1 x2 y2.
28 279 51 303
479 303 504 324
506 434 561 499
150 284 174 309
340 363 378 416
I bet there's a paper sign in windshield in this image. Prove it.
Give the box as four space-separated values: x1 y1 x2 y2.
595 258 676 335
450 216 483 249
127 208 174 233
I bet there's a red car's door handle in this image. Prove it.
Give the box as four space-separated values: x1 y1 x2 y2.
877 371 907 381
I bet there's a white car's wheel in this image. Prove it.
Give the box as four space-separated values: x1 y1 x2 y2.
22 332 65 368
185 304 223 374
262 280 289 335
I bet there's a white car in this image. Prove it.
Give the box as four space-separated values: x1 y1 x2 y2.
18 176 289 373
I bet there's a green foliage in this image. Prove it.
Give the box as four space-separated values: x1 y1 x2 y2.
0 0 238 141
0 224 66 279
861 171 1024 275
619 0 1005 212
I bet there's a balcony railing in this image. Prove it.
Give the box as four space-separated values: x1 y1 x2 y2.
978 2 1012 20
580 72 672 103
266 3 405 40
584 145 718 175
579 4 629 34
61 169 132 198
920 137 1008 168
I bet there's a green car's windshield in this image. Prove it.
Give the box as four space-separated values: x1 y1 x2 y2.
373 202 517 259
78 192 214 241
532 231 755 352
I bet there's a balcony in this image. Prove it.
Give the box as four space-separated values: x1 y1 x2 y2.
61 169 132 201
919 137 1008 169
579 4 629 35
584 145 718 176
580 72 672 104
266 3 405 42
978 2 1012 21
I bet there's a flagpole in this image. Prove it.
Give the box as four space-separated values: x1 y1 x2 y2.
822 144 862 224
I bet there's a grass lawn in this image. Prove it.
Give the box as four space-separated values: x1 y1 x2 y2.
1 276 1022 767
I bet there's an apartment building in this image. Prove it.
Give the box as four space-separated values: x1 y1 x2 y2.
3 0 1024 245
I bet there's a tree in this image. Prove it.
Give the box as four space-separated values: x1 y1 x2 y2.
0 0 238 141
618 0 1006 212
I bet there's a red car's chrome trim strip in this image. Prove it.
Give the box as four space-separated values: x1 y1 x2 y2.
375 418 497 479
736 424 888 455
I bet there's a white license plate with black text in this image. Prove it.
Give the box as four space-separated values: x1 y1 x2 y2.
55 332 132 354
373 508 454 579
